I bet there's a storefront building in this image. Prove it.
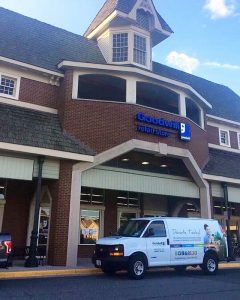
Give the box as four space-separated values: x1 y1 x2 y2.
0 0 240 267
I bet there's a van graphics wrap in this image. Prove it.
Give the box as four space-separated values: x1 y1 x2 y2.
136 112 191 141
170 223 227 261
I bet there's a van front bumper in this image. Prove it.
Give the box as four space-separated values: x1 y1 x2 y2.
92 255 129 270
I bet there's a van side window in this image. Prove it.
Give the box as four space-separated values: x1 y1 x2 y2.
145 221 166 237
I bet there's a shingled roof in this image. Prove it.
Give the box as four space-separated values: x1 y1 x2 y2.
84 0 173 37
203 148 240 180
0 7 106 73
153 62 240 123
0 104 95 156
0 7 239 123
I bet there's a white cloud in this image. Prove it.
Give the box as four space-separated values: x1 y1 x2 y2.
166 51 240 74
204 0 236 19
204 61 240 69
166 51 200 74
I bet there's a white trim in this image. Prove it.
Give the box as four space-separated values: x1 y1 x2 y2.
0 56 63 78
203 174 240 185
96 165 194 182
0 142 94 162
59 61 212 109
206 114 240 127
86 11 119 39
0 96 58 114
238 133 240 150
71 97 206 132
73 139 212 218
208 121 240 132
0 72 21 100
219 128 231 147
209 143 240 154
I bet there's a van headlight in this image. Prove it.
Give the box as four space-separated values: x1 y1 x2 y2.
109 244 124 257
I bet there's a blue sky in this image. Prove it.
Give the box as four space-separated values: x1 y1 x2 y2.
0 0 240 95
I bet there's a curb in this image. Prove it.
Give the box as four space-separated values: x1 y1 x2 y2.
0 268 101 279
0 262 240 280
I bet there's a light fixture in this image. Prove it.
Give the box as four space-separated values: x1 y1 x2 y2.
122 158 129 162
141 161 149 165
160 164 167 168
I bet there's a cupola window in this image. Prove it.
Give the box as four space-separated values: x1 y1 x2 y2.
133 34 147 66
112 33 128 62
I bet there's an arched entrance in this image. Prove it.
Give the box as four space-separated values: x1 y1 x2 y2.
66 139 211 267
171 200 200 217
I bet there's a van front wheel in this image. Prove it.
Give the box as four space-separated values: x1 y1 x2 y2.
202 254 218 275
128 255 147 280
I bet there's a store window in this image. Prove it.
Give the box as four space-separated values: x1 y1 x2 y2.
219 129 230 147
0 180 7 201
137 82 179 114
112 33 128 62
0 74 19 99
213 200 238 216
78 74 126 102
186 98 201 127
80 187 105 244
38 207 50 246
117 191 140 228
133 34 147 66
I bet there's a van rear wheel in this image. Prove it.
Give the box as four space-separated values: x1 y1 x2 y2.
128 254 147 280
202 253 218 275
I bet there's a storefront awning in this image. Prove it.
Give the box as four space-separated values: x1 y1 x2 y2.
0 156 34 180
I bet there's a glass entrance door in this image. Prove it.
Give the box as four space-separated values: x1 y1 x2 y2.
38 207 50 246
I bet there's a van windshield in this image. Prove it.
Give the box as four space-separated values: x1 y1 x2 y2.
117 220 149 237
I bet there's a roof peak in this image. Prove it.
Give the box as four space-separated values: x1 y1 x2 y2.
84 0 173 38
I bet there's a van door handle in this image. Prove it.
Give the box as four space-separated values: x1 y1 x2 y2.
167 238 169 245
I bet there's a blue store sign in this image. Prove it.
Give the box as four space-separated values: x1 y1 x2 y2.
136 112 191 141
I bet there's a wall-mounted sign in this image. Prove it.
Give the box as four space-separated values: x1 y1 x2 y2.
136 112 191 141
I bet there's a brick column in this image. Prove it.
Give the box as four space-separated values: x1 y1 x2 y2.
104 190 118 236
48 160 74 266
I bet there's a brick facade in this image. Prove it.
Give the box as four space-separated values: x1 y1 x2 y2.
48 160 74 266
207 125 219 145
2 180 35 250
19 77 58 109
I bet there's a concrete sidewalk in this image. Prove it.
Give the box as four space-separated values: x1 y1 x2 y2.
1 259 240 280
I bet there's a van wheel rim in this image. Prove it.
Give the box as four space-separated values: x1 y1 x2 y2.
207 259 216 272
134 261 144 276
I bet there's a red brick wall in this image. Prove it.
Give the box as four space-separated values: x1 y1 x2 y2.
48 160 74 266
104 191 118 236
2 180 35 250
230 131 239 149
207 125 240 149
78 245 95 258
19 78 58 109
207 125 219 145
57 71 73 126
63 102 209 168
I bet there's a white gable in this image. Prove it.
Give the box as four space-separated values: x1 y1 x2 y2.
139 0 153 13
128 0 162 31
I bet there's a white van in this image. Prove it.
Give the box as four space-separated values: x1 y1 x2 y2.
92 217 227 279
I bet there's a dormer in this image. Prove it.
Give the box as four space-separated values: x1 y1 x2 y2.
84 0 173 71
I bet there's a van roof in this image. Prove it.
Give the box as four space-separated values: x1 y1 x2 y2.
133 217 216 221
